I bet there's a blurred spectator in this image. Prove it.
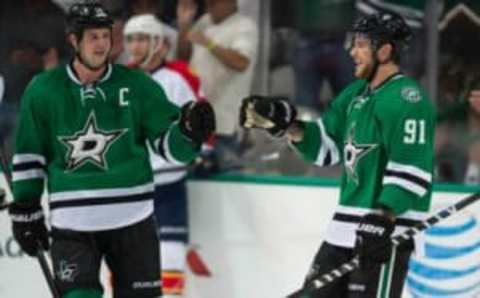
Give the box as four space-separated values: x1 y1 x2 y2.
162 0 206 25
443 0 480 14
126 0 162 16
465 91 480 184
110 15 130 64
177 0 258 138
435 2 480 183
356 0 426 78
0 75 4 103
291 0 355 111
51 0 77 12
1 0 66 106
99 1 129 64
269 1 296 71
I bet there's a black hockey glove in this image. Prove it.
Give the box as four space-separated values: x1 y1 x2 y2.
179 101 216 144
239 95 297 137
354 213 394 268
9 202 49 256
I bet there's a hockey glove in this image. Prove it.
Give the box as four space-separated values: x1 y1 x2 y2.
239 95 297 137
354 213 394 268
9 202 49 256
179 101 216 144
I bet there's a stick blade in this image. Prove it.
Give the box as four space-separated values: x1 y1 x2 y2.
186 247 212 277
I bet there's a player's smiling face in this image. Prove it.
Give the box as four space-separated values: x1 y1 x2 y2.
125 33 151 65
76 28 112 70
350 34 375 79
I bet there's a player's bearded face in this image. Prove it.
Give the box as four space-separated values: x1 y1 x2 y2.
76 28 112 70
350 35 375 79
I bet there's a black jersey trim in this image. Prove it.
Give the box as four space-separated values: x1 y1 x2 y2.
12 161 46 172
49 191 154 210
333 212 421 227
370 72 404 94
323 151 332 166
155 132 168 160
384 169 430 189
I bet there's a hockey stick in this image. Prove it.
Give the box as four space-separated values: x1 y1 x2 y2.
0 142 61 298
0 187 7 210
286 191 480 298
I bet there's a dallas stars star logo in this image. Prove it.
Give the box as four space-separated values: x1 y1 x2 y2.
58 111 128 171
343 125 377 183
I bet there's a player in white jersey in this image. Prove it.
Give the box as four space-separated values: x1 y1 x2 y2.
124 14 204 297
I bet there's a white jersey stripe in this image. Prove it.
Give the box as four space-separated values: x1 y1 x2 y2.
325 219 420 248
314 119 340 166
162 124 186 166
51 200 153 231
160 227 188 234
387 161 432 182
13 154 46 165
383 176 427 197
12 169 46 182
50 182 154 202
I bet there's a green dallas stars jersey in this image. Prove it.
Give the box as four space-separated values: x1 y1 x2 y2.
293 73 435 248
12 63 199 231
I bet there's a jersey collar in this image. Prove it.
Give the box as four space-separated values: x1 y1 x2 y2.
367 72 404 95
149 61 167 75
66 61 113 86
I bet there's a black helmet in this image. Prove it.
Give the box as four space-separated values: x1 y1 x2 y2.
66 1 113 37
352 12 412 54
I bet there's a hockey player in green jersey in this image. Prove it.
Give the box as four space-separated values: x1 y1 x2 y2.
7 2 215 298
240 12 435 298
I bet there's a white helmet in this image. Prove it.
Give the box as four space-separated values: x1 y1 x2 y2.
124 14 164 66
124 14 163 38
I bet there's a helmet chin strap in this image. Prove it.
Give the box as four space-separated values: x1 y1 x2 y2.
366 44 392 84
140 37 163 69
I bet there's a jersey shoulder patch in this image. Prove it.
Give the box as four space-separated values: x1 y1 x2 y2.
400 86 422 103
378 76 425 106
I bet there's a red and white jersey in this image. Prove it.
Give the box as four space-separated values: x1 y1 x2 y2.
149 60 204 185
